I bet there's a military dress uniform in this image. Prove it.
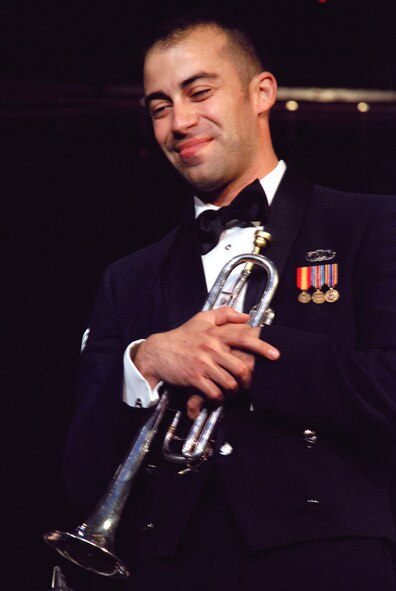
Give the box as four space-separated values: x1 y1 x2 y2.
65 167 396 589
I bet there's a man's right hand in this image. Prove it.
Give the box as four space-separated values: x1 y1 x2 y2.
132 307 280 401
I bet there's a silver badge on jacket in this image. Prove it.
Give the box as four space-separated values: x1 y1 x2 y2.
305 249 336 263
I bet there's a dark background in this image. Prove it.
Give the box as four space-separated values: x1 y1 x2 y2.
2 1 396 589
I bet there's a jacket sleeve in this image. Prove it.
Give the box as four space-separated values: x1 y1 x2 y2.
252 197 396 441
64 265 151 512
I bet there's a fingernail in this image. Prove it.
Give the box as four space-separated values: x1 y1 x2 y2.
268 348 280 360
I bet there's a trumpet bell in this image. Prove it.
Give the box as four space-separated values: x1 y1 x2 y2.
43 529 130 578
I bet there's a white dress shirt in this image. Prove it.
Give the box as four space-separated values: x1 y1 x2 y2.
122 160 286 408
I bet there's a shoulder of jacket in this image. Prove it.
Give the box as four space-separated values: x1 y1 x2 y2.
313 183 396 204
107 227 178 276
311 184 396 220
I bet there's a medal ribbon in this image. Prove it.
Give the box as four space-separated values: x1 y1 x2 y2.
325 263 338 287
325 264 330 287
311 265 325 290
297 266 311 291
332 263 338 287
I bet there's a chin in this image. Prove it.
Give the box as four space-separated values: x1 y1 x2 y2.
186 178 222 197
181 168 225 194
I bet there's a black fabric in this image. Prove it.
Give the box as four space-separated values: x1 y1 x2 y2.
129 470 395 591
64 169 396 583
196 178 269 254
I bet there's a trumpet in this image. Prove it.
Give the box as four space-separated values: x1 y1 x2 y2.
44 230 278 579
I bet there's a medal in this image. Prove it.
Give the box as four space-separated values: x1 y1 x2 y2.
298 291 311 304
325 287 339 303
324 263 340 302
297 262 339 304
312 290 326 304
296 266 311 303
311 265 325 304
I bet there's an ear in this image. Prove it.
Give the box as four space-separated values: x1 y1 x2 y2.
252 71 277 115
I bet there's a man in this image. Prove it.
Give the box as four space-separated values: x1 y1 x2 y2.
64 9 396 590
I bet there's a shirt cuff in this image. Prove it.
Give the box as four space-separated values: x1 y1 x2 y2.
122 340 163 408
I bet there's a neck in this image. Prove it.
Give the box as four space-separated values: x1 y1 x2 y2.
198 153 279 206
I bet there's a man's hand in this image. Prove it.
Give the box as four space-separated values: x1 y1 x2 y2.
133 307 280 403
186 347 268 420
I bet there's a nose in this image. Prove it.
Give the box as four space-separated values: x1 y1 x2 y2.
171 100 198 135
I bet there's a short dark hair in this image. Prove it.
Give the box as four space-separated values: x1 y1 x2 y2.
141 6 272 80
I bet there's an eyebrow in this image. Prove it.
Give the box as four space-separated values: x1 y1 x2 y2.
145 71 219 107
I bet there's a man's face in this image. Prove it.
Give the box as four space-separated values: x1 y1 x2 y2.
144 27 262 198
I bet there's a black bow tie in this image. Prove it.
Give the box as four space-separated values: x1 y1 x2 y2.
196 179 269 255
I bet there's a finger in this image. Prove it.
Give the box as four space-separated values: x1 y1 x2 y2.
211 307 250 326
191 374 225 401
216 325 280 360
231 348 255 371
242 336 280 360
187 394 204 420
211 349 253 390
200 360 239 397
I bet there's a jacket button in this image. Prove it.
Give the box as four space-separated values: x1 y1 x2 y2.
142 522 155 531
219 442 233 456
303 429 318 447
306 499 320 510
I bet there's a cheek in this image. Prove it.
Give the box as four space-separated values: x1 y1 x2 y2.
214 103 246 136
152 122 169 148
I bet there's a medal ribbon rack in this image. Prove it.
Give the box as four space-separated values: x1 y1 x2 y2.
297 263 339 304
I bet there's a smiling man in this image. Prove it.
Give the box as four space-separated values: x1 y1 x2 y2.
64 8 396 590
144 25 278 202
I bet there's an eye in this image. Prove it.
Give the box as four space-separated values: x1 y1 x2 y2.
150 102 172 119
190 88 213 101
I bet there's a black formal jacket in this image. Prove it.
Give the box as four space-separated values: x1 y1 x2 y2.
64 169 396 564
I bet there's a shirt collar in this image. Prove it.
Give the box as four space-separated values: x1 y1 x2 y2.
194 160 287 218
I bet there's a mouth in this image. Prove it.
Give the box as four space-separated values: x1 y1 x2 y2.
174 138 212 161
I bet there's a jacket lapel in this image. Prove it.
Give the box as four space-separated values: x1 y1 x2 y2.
160 200 207 330
244 168 313 313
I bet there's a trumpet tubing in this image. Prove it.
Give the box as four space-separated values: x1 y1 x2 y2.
163 248 278 468
44 392 169 578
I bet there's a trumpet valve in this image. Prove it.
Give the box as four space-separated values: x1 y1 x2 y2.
262 308 275 326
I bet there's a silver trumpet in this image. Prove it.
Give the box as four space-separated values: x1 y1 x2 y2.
44 230 278 579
